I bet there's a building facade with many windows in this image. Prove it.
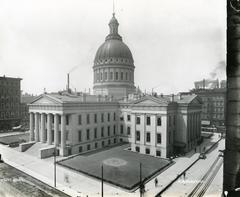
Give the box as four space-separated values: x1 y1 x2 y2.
28 93 202 158
0 76 22 130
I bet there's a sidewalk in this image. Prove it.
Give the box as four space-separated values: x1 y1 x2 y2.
0 133 222 197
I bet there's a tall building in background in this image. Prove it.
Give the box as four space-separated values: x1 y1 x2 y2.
0 76 22 130
190 79 226 129
93 13 135 99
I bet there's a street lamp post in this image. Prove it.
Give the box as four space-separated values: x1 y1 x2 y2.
101 164 104 197
54 147 56 187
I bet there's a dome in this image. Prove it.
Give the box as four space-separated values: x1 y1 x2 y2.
94 39 133 63
94 13 134 65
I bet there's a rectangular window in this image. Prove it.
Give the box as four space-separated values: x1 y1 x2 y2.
94 114 97 123
79 146 82 153
147 116 151 125
114 138 116 143
126 72 128 80
100 73 103 80
127 126 131 135
108 139 110 145
95 142 98 148
136 131 140 141
113 112 116 121
156 150 161 157
86 129 90 140
101 127 104 137
66 131 69 140
173 116 176 126
115 72 118 80
87 114 90 124
87 144 91 151
108 113 110 122
136 116 140 124
157 117 162 126
120 116 124 121
120 125 124 134
94 128 97 138
146 132 151 142
113 125 116 134
78 115 82 125
121 72 123 80
136 146 140 152
101 113 104 122
127 114 131 121
78 130 82 142
102 141 105 147
145 148 150 154
108 126 110 136
157 133 161 144
110 72 113 80
104 72 107 80
66 115 69 125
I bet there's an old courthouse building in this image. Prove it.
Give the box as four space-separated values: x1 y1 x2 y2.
27 13 202 158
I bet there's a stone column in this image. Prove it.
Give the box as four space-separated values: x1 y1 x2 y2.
61 114 66 149
41 113 46 143
224 1 240 191
47 113 52 145
54 114 59 146
29 112 34 141
35 113 39 142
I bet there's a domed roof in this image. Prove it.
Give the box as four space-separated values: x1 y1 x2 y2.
94 14 134 65
94 39 133 63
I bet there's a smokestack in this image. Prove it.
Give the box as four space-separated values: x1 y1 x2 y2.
67 73 70 92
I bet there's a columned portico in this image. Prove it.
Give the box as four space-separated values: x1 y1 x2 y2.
29 112 34 141
54 114 59 146
61 114 66 149
41 113 46 143
35 113 40 142
47 113 52 145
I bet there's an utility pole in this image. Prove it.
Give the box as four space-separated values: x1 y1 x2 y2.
140 162 143 197
101 164 104 197
54 147 56 187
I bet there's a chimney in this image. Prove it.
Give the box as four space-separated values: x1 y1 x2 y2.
160 93 163 98
109 95 113 102
203 78 205 89
67 73 70 92
170 94 174 102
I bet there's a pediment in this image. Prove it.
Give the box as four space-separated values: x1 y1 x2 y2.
132 97 167 106
31 95 61 105
189 96 202 105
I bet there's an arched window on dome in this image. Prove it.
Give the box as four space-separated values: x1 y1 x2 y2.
100 73 103 81
121 72 123 80
126 72 128 81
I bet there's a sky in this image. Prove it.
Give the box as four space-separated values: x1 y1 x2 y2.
0 0 226 95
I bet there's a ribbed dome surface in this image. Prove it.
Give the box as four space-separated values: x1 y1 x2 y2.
94 39 133 63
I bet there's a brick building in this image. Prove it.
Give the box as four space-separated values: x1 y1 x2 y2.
0 76 22 130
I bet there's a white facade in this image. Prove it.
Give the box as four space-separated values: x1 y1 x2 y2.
28 94 202 158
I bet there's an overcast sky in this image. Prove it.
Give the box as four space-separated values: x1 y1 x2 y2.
0 0 226 95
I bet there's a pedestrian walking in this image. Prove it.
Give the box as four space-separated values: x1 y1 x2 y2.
183 172 186 180
155 178 158 187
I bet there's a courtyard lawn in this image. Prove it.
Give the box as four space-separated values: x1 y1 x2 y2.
58 144 171 190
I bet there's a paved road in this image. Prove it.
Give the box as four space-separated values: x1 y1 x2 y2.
0 162 70 197
161 138 224 197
